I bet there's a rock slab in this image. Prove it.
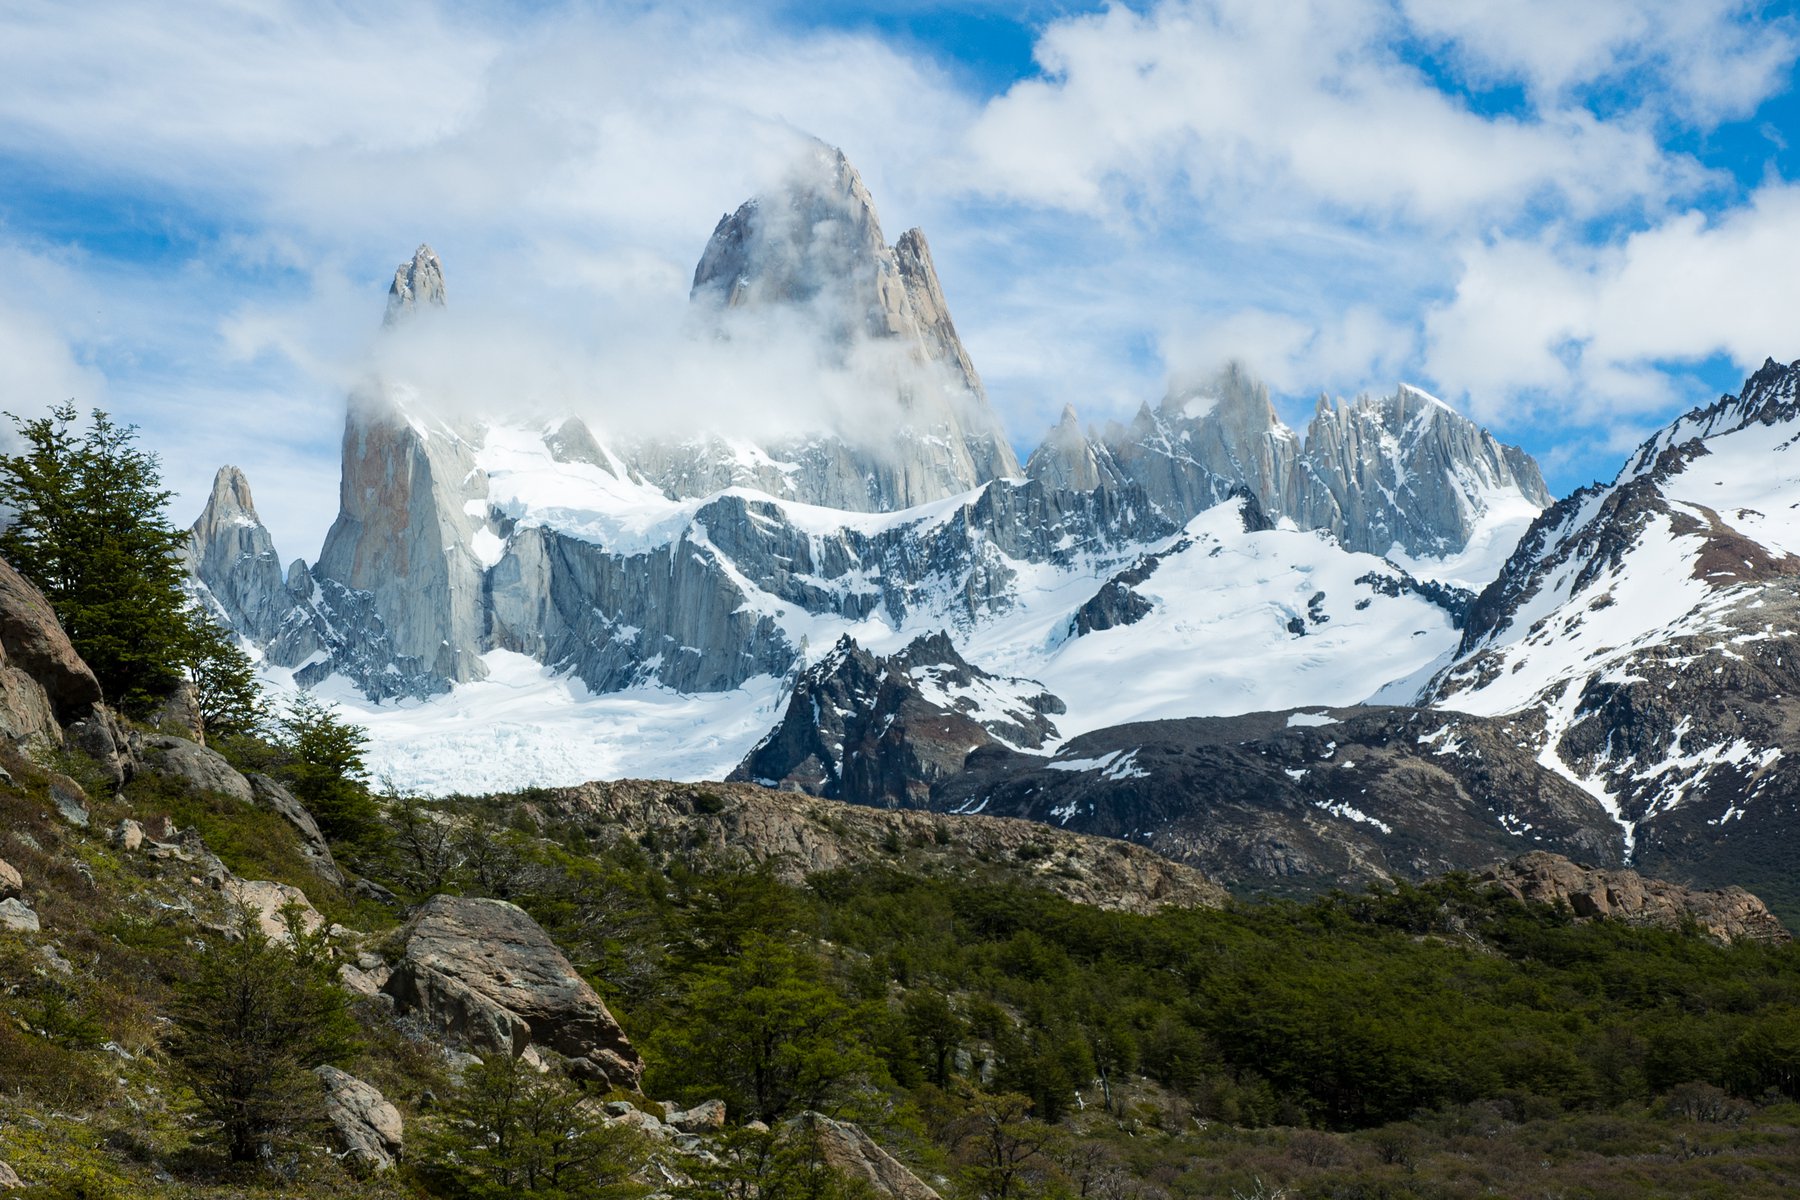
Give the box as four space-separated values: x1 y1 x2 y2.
316 1065 404 1171
383 895 644 1088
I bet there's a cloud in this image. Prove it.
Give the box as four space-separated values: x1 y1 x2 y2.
0 0 1796 545
962 0 1702 227
1423 183 1800 426
1402 0 1798 122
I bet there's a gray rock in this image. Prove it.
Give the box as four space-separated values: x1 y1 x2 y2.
668 1099 727 1133
247 773 343 885
383 895 644 1089
0 859 19 900
142 735 254 804
64 705 133 787
0 897 39 933
0 1159 19 1189
316 1065 404 1171
185 467 294 645
216 877 324 942
111 820 144 852
48 774 88 828
1025 405 1126 493
384 243 446 326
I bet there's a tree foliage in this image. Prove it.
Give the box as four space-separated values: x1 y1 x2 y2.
0 403 193 713
423 1053 645 1200
170 905 357 1165
182 616 266 740
274 692 376 842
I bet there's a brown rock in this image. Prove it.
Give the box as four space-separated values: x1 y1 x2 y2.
0 859 20 901
1478 851 1790 944
383 895 644 1088
0 555 102 719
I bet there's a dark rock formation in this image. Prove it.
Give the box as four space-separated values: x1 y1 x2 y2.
732 632 1063 808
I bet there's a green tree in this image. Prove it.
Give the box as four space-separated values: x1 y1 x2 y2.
170 905 357 1164
424 1053 645 1199
651 933 888 1122
0 403 192 712
183 615 266 740
677 1123 876 1200
275 692 377 842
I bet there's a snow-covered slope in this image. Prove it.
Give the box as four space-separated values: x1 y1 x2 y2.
1418 358 1800 894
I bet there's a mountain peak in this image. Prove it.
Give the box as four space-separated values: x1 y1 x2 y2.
384 244 446 326
196 465 261 532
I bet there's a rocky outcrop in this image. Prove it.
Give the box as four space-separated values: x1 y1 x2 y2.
539 780 1226 915
0 1159 20 1190
186 466 295 645
315 1066 404 1172
0 859 20 900
314 385 491 688
1025 405 1126 493
383 895 644 1088
732 632 1063 808
1478 852 1789 944
789 1112 940 1200
0 553 104 750
141 735 254 804
384 244 446 326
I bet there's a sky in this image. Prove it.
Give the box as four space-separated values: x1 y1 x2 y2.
2 0 1799 561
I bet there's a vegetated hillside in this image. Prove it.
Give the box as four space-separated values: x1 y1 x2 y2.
8 700 1800 1200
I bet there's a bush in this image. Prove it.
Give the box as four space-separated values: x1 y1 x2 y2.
170 907 357 1164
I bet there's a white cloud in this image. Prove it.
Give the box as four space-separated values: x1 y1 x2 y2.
964 0 1700 227
1403 0 1797 122
1423 184 1800 426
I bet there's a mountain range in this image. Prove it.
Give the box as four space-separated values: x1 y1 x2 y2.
187 143 1800 914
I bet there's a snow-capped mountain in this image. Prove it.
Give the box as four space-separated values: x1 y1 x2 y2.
188 143 1550 826
1407 357 1800 903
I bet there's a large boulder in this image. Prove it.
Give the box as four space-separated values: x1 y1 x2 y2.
248 773 344 885
788 1112 940 1200
142 735 254 804
1478 852 1790 944
383 895 643 1088
315 1066 404 1171
0 556 102 721
0 859 20 901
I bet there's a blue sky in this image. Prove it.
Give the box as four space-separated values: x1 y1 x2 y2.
1 0 1799 559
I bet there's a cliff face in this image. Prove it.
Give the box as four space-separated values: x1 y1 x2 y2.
1029 368 1548 562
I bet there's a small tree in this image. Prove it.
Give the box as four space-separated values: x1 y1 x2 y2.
0 403 192 712
424 1053 644 1199
183 615 266 740
275 693 377 842
171 906 357 1165
650 933 889 1123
